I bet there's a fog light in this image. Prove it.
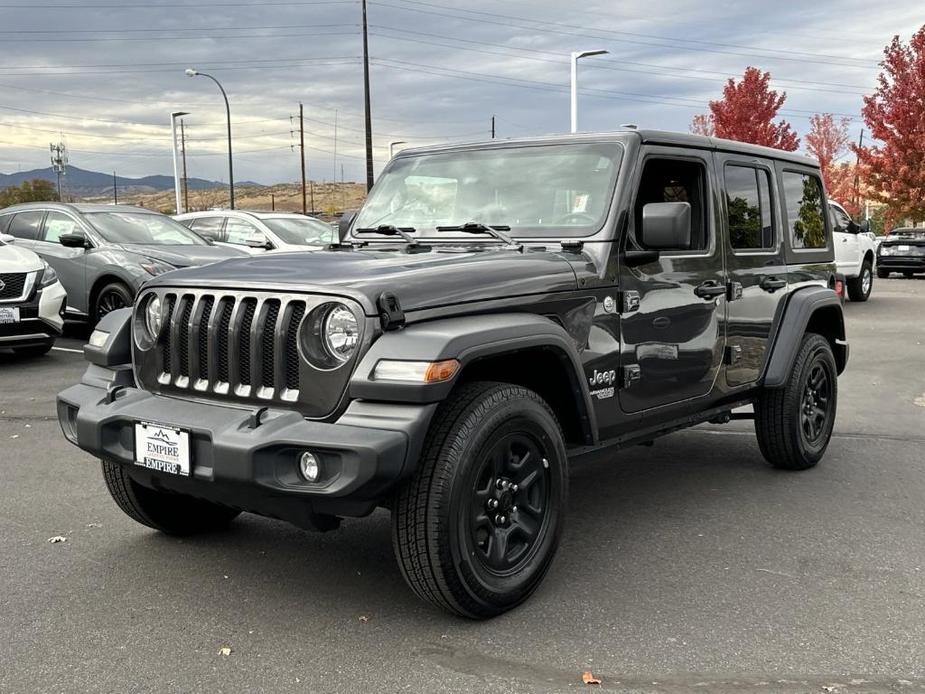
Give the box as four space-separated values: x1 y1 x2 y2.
299 451 321 482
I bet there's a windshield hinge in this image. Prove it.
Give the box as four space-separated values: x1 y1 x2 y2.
378 292 405 331
559 239 584 253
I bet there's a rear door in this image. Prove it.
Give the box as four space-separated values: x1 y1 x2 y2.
717 155 787 387
618 148 726 413
35 211 90 311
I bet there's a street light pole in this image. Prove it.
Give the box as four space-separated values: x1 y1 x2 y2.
570 49 608 134
185 68 235 209
389 140 407 159
170 111 189 215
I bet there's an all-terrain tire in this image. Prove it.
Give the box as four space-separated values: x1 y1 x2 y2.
847 259 873 301
101 459 240 535
754 333 838 470
391 381 568 619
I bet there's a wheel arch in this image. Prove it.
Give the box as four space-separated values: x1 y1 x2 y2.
89 272 138 315
762 286 848 388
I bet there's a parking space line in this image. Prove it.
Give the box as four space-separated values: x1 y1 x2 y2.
52 346 84 354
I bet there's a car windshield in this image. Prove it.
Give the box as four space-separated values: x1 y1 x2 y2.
889 228 925 239
86 211 208 245
261 217 336 246
353 142 623 239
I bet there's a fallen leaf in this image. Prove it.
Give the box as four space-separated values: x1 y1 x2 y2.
47 535 67 543
358 615 369 623
218 646 232 656
582 671 601 685
87 523 102 528
10 434 19 439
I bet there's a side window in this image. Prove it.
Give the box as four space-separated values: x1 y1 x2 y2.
8 211 45 241
830 205 851 232
634 158 708 251
782 172 827 250
725 164 774 250
0 213 11 234
190 217 225 242
225 218 265 246
42 211 80 243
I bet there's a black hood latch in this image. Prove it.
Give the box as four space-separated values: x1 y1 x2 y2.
378 292 405 331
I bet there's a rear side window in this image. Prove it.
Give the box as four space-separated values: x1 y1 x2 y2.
8 211 45 240
782 172 827 250
725 164 774 250
190 217 225 242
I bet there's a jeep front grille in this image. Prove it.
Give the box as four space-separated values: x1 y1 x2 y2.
150 291 307 402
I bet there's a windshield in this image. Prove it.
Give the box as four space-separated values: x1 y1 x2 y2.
86 211 208 245
889 228 925 239
262 217 337 246
353 142 622 239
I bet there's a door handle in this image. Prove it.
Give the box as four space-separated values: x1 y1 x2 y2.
760 276 787 292
694 280 726 299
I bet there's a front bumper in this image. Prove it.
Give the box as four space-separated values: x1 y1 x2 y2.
57 366 436 523
0 281 67 347
878 255 925 273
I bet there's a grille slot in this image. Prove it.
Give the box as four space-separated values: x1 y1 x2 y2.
176 295 194 378
0 273 27 300
285 303 305 390
238 298 257 387
216 298 234 383
261 300 280 388
160 295 176 374
196 296 214 381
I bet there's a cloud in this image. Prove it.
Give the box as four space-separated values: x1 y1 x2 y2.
0 0 920 183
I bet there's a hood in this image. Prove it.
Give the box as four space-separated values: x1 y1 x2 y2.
116 243 249 268
147 245 579 314
0 243 43 273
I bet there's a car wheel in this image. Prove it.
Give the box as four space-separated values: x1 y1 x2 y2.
101 459 241 535
847 260 873 301
755 333 837 470
876 268 889 279
12 341 53 358
94 281 133 324
392 381 568 619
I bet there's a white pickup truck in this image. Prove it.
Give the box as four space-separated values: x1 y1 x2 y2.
829 201 877 302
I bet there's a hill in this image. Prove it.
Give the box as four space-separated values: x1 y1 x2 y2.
0 166 243 198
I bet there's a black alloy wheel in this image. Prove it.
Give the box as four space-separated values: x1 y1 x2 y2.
800 361 833 446
94 282 133 323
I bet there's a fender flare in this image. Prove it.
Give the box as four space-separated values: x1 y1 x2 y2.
349 312 597 441
762 286 847 388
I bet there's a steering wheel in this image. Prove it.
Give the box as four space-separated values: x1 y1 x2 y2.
553 212 596 225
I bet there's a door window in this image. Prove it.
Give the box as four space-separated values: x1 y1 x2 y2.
829 204 852 232
8 211 45 240
782 172 827 250
189 217 225 242
634 158 708 251
725 165 774 250
42 211 81 243
225 218 265 246
0 213 11 234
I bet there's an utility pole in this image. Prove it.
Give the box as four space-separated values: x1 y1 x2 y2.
854 128 864 215
333 108 338 184
180 118 190 214
361 0 374 191
299 103 307 215
271 193 276 211
491 115 495 139
49 142 67 201
170 111 188 214
113 171 118 204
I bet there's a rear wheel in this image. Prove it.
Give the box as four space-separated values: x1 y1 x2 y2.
392 382 567 619
102 459 240 535
847 260 873 301
94 281 133 324
755 333 837 470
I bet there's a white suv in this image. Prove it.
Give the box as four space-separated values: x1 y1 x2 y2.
829 201 877 302
175 211 337 254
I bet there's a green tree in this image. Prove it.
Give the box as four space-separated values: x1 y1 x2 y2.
0 178 59 207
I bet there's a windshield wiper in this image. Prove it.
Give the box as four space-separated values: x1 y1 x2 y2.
354 224 418 244
435 221 520 248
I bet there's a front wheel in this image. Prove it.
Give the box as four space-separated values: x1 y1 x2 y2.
754 333 837 470
102 460 240 535
12 341 53 358
94 281 133 324
392 382 568 619
847 260 873 301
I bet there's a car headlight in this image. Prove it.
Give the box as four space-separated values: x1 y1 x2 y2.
140 259 175 276
879 246 894 256
39 261 58 287
144 295 164 338
323 304 359 362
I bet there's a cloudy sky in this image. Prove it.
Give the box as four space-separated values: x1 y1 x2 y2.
0 0 921 185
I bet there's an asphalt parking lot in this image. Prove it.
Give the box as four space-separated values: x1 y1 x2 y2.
1 279 924 694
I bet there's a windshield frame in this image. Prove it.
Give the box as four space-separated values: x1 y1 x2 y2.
349 140 625 242
85 211 209 246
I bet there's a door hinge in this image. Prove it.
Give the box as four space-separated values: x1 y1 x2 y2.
724 344 742 365
727 281 743 301
620 290 641 313
621 364 641 388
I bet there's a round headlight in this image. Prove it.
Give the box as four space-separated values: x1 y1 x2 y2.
144 295 163 338
322 304 359 362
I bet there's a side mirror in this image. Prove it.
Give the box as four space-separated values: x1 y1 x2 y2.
245 237 273 250
641 202 691 250
860 219 871 233
338 211 357 242
0 233 14 244
59 232 90 249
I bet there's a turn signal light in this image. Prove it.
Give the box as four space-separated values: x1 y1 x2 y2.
373 359 460 383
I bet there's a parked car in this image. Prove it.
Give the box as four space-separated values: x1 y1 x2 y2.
59 130 846 619
877 227 925 278
174 210 337 253
0 231 67 356
828 201 877 302
0 203 248 324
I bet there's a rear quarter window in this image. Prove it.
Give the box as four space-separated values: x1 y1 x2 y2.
0 213 11 234
782 171 827 250
8 211 45 240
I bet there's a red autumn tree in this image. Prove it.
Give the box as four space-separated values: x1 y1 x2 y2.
690 67 799 151
805 113 858 215
855 25 925 226
690 113 714 137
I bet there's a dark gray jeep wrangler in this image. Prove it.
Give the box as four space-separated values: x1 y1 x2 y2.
58 130 847 618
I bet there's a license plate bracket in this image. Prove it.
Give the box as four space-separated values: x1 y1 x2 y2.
134 421 191 476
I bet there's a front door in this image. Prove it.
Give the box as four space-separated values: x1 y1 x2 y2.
618 150 726 413
35 211 90 313
717 155 787 387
